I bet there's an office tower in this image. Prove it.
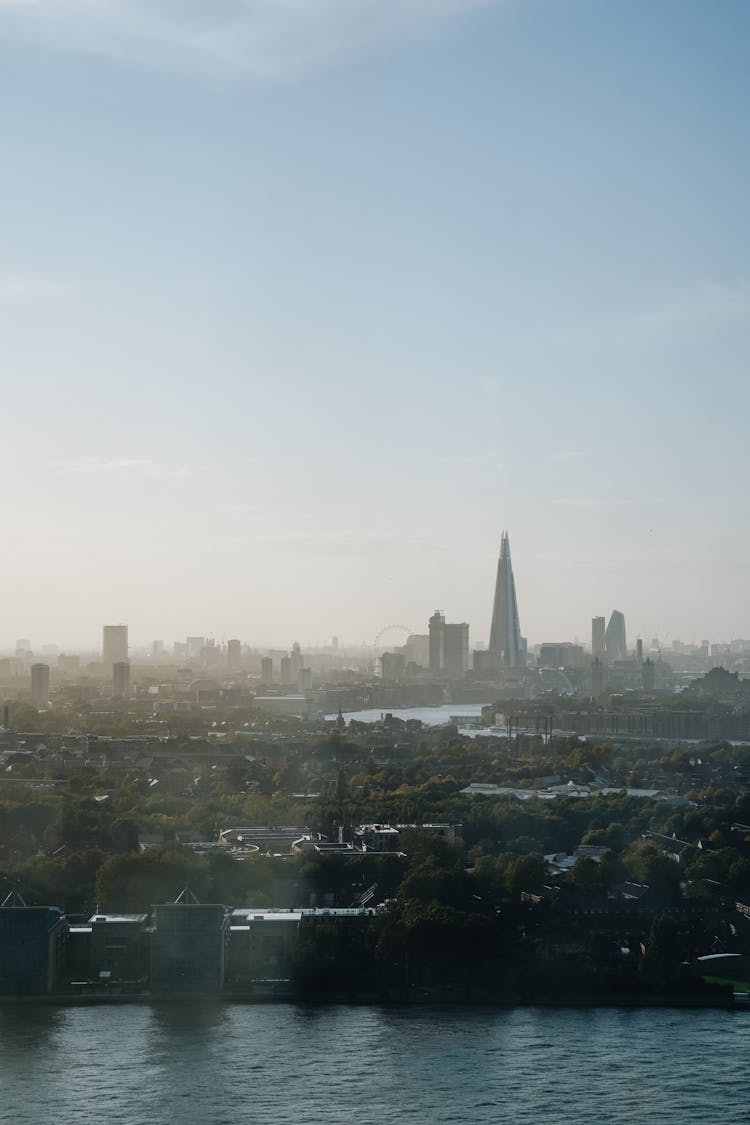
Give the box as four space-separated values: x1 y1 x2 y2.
404 634 429 669
591 658 605 699
30 663 50 708
429 611 445 673
488 531 523 670
227 639 241 669
152 640 164 659
443 623 470 677
103 624 128 665
290 643 303 680
642 657 656 691
605 610 627 662
636 638 643 661
187 636 205 660
260 657 273 683
298 667 313 691
280 655 292 685
592 616 606 660
113 660 130 698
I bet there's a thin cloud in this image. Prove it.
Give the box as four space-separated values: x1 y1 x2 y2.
52 457 190 481
550 497 634 509
548 450 586 462
0 276 70 299
0 0 503 78
590 280 750 346
633 280 750 333
220 525 443 556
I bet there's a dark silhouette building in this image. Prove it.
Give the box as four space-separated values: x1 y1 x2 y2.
0 897 67 996
150 889 229 994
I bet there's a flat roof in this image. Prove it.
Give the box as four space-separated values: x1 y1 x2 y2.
89 913 148 923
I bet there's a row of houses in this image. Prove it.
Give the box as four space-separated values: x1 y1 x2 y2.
0 890 378 999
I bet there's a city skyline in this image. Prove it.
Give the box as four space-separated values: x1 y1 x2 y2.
2 1 749 648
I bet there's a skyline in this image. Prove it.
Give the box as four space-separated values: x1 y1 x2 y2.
2 1 749 647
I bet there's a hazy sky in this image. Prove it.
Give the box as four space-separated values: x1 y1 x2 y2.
2 0 749 651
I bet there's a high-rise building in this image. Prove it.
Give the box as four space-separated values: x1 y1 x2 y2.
280 656 292 685
30 663 49 708
227 639 241 669
290 643 303 680
605 610 627 662
103 625 128 666
260 657 273 683
488 531 523 670
404 634 429 669
187 637 205 660
443 623 470 677
113 660 131 698
297 668 313 691
591 658 605 699
428 612 445 673
591 616 606 660
427 614 469 677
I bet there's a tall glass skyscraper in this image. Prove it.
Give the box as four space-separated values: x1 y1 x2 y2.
605 610 627 662
489 531 523 669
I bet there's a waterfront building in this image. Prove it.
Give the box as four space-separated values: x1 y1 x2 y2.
150 890 229 994
0 899 67 996
30 662 50 707
102 624 128 665
488 531 524 670
88 913 149 985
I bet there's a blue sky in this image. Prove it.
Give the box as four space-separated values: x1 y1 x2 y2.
1 0 749 651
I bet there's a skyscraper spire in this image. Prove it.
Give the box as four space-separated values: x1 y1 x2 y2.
489 530 523 670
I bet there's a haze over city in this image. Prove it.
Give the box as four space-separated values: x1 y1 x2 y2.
2 0 749 650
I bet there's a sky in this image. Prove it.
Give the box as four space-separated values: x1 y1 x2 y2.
1 0 749 652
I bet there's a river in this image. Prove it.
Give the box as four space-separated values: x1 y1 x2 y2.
0 1003 746 1124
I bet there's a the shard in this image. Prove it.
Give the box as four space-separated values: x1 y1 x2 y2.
489 531 523 670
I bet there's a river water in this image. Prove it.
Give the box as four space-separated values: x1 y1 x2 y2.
0 1003 746 1124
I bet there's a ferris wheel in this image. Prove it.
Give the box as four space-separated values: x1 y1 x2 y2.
373 624 412 651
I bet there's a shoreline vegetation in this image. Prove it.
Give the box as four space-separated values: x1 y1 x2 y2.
3 688 750 1013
